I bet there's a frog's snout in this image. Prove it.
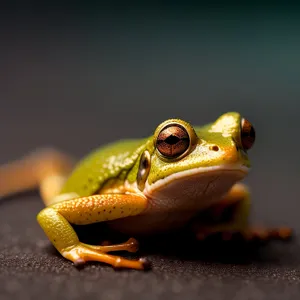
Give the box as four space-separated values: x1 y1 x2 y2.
206 140 247 167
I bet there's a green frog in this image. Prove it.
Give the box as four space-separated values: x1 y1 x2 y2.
0 112 292 270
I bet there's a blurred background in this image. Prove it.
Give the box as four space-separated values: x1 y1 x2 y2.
1 3 300 299
0 2 299 228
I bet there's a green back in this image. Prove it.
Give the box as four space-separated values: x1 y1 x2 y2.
60 139 148 197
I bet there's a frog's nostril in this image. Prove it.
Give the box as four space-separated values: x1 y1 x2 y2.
210 145 219 152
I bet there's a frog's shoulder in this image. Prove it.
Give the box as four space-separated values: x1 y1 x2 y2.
60 138 149 197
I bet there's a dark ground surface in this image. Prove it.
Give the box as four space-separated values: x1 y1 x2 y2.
1 193 300 300
1 3 300 300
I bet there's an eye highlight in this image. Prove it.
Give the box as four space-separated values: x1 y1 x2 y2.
240 118 255 150
156 124 190 158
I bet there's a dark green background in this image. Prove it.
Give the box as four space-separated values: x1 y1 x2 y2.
0 3 300 299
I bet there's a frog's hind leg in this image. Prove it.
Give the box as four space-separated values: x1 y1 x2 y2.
0 148 75 206
192 183 293 242
37 193 150 270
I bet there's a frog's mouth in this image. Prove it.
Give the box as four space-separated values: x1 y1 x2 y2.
143 164 249 212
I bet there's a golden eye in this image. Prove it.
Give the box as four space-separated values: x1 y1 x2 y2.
156 124 190 158
241 118 255 150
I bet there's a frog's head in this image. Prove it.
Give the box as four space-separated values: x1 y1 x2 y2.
135 112 255 212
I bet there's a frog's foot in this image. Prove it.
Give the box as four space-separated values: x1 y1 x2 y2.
193 183 293 243
63 242 150 270
82 238 139 253
240 226 293 241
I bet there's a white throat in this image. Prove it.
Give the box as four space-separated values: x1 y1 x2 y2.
143 164 249 212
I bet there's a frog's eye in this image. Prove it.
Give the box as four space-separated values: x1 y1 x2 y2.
156 124 190 158
137 151 151 191
240 118 255 150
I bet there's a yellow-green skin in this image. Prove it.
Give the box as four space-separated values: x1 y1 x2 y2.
35 112 253 268
60 112 250 198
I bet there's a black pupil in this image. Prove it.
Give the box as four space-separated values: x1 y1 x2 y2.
164 135 180 145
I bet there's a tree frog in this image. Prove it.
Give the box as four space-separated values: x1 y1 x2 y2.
0 112 292 270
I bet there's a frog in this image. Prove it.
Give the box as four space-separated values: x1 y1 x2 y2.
0 112 292 270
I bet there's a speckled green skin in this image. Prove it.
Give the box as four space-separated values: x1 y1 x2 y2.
60 112 250 197
60 139 150 197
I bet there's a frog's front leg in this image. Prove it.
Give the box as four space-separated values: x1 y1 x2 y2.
37 193 150 270
192 183 292 241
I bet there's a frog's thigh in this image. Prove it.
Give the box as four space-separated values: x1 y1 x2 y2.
37 193 149 269
220 182 251 227
0 147 74 205
32 148 75 206
193 183 251 237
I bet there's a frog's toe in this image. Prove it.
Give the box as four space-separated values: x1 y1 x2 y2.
74 258 86 268
64 244 147 270
126 238 139 253
270 227 293 240
81 237 140 253
139 257 152 270
241 226 293 242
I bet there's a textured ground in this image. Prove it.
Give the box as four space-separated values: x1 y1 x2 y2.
1 192 300 300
